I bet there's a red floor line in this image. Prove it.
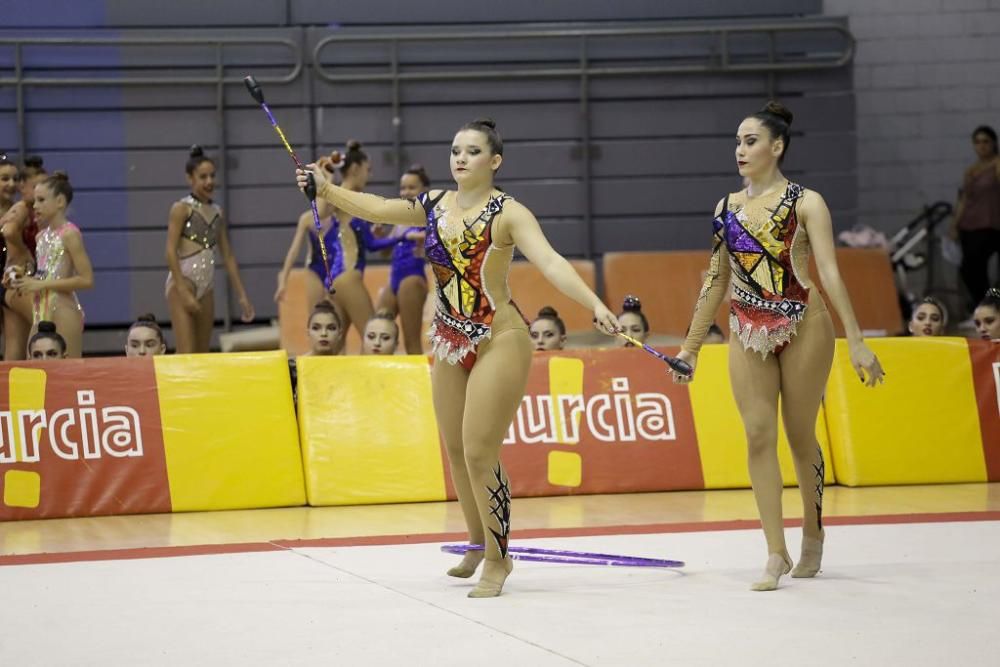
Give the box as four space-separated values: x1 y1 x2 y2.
3 510 999 567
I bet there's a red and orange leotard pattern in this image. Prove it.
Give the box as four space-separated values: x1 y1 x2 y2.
685 181 813 357
419 190 526 368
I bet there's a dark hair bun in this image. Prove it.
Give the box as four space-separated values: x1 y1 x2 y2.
409 163 424 172
189 144 205 158
373 308 395 320
471 117 497 130
622 295 643 313
24 155 44 169
346 139 363 152
37 320 57 334
537 306 560 318
137 313 157 323
52 170 70 181
762 101 793 126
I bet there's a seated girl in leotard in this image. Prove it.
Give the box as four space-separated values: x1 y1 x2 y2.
362 309 400 356
27 320 67 360
529 306 567 351
617 295 650 347
126 313 167 357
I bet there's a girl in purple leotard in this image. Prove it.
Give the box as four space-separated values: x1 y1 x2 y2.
373 165 430 354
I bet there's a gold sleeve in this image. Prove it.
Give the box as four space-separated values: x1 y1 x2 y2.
317 181 426 227
681 228 731 356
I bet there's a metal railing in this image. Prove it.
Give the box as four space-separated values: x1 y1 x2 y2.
0 22 855 332
0 36 303 330
312 21 855 258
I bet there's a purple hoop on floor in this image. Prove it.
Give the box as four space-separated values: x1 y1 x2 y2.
441 544 683 568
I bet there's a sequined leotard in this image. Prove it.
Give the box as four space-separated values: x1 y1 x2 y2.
685 181 814 357
420 190 527 367
165 195 220 299
33 222 83 324
306 220 345 285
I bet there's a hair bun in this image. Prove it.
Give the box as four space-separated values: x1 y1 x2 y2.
345 139 363 152
622 295 643 313
986 287 1000 300
762 100 793 126
37 320 57 334
537 306 560 318
471 117 497 130
24 155 44 169
189 144 205 158
137 313 157 323
326 150 345 170
52 170 70 181
408 163 424 172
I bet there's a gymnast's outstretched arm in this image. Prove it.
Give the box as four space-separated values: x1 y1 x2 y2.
681 198 732 357
498 198 619 334
297 165 426 228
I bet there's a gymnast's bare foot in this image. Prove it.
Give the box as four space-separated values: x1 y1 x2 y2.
791 532 824 578
447 549 484 578
468 557 514 598
751 552 792 591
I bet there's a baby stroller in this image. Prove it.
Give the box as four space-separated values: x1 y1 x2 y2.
838 201 953 322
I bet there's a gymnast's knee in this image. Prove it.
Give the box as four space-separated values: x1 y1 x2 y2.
744 425 779 459
462 440 500 471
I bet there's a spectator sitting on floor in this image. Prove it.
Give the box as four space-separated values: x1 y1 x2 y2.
27 320 67 360
362 309 399 356
529 306 567 351
973 288 1000 341
125 313 167 357
705 323 725 344
618 295 649 347
908 297 947 337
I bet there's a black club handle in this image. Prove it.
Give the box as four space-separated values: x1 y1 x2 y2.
243 75 264 104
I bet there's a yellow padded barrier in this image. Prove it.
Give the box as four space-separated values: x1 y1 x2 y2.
155 351 306 511
824 338 987 486
297 355 447 505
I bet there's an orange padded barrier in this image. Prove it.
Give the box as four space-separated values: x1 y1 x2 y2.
603 251 728 338
808 248 903 337
508 260 597 331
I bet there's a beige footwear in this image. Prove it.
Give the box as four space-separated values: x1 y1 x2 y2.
447 549 484 579
750 553 793 591
467 557 514 598
791 535 824 578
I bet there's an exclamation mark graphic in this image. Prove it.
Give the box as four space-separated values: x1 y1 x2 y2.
3 368 47 509
546 357 584 488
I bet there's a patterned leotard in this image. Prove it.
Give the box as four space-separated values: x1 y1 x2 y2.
419 190 526 366
692 181 814 357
